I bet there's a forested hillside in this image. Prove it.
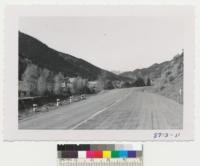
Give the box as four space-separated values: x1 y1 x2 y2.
19 31 128 82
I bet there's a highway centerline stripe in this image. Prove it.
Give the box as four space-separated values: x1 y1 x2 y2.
70 90 132 130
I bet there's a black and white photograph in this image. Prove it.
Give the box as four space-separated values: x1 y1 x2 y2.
4 6 194 140
18 16 184 130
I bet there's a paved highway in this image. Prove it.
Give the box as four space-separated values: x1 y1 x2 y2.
19 88 183 130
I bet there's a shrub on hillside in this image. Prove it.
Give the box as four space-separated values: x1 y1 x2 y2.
165 71 172 77
169 75 175 82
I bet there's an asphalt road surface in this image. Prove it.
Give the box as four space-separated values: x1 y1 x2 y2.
19 88 183 130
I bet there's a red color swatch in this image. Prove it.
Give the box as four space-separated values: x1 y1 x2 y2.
86 151 103 158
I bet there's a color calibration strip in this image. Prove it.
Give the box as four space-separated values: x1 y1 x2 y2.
57 144 143 166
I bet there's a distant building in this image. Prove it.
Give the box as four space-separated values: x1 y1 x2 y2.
112 80 123 88
61 77 70 87
60 77 70 93
68 77 76 83
88 81 99 91
67 77 77 89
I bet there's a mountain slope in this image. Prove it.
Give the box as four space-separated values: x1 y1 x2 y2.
120 53 184 103
120 61 170 81
152 54 183 103
19 31 128 81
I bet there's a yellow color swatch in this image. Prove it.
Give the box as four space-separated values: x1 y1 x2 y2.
103 151 111 158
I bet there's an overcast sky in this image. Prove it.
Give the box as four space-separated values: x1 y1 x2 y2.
19 17 184 72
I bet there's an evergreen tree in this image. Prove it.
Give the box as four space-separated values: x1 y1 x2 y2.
146 77 151 86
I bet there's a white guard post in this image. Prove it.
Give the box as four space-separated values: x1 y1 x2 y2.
33 103 37 112
179 88 182 96
69 96 73 103
57 99 60 107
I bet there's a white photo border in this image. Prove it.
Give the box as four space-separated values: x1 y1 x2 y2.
4 5 195 141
